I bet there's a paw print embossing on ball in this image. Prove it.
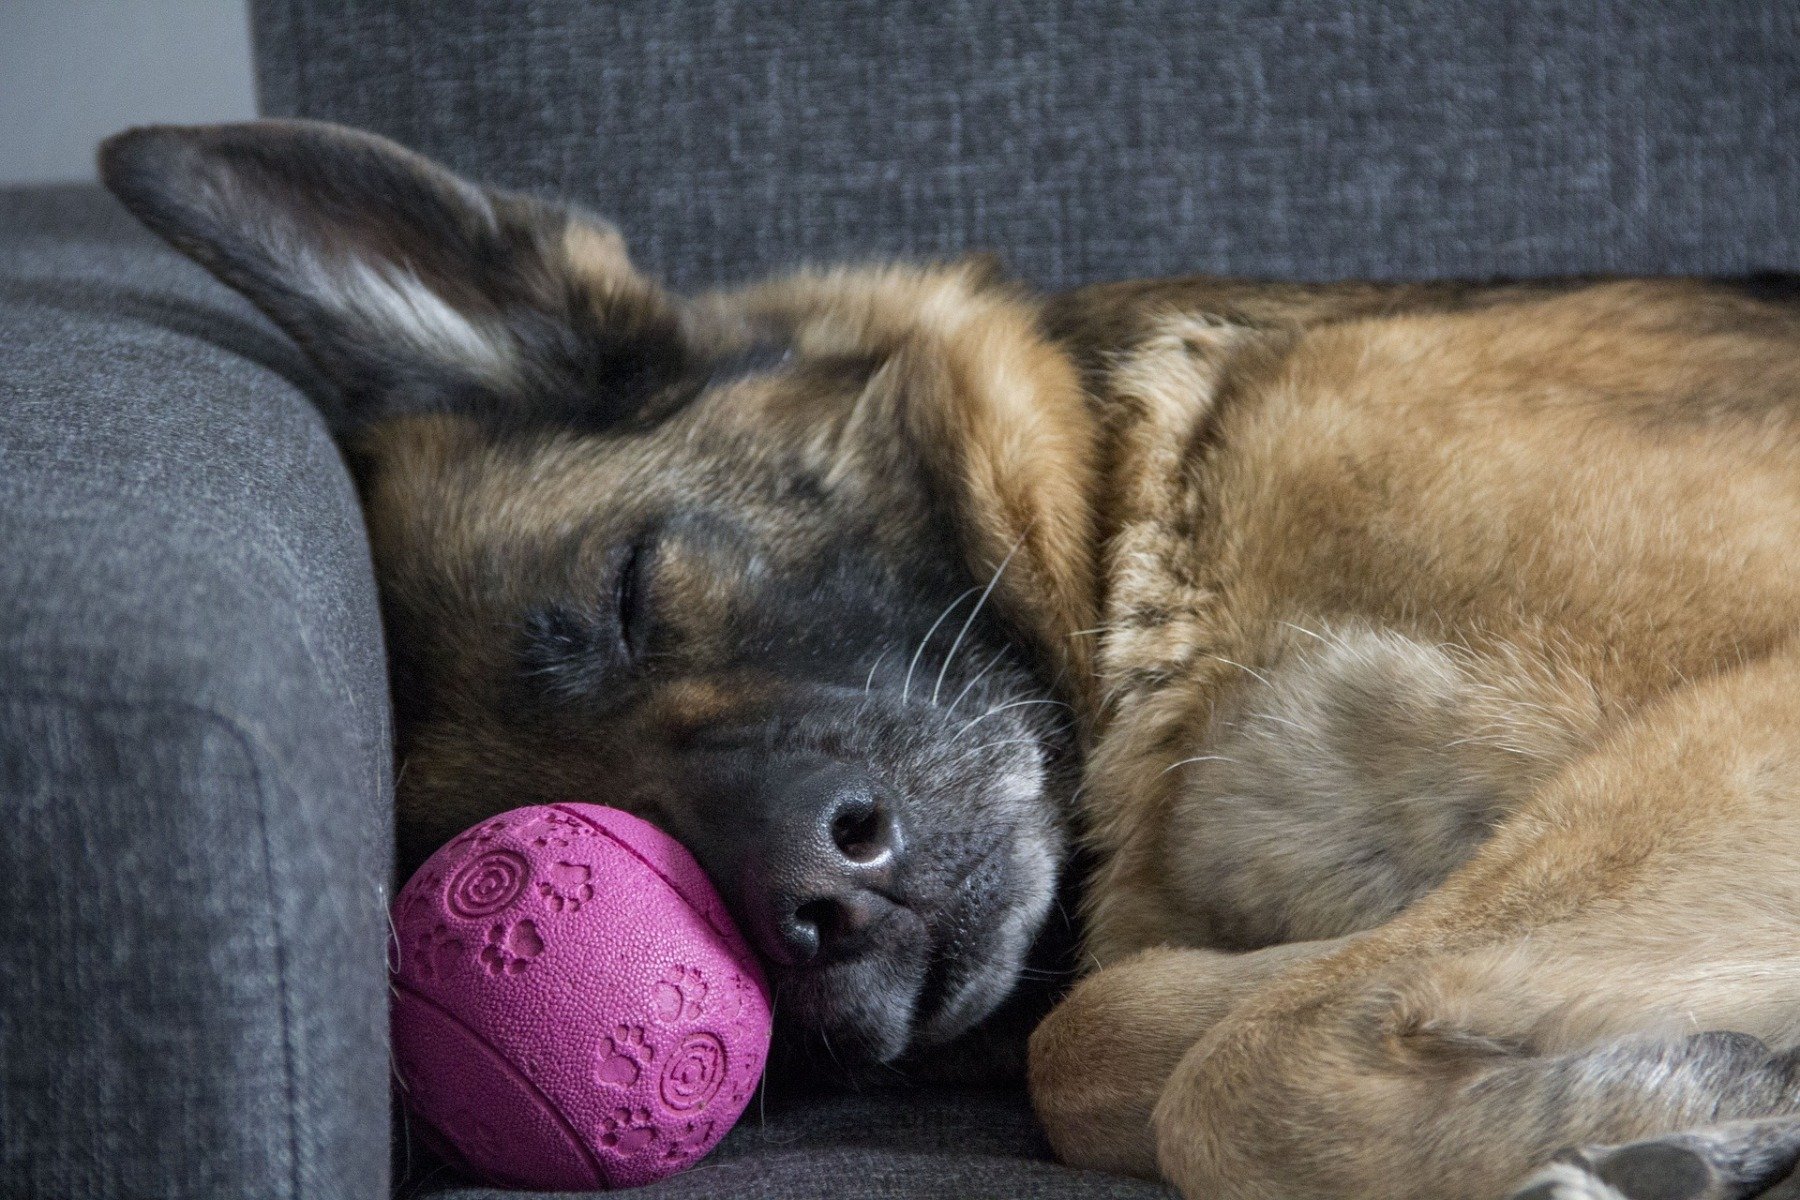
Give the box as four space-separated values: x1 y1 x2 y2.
409 923 466 981
663 1118 715 1161
537 861 595 912
598 1107 658 1155
711 973 751 1027
653 964 708 1023
396 871 443 925
595 1024 654 1087
519 809 594 850
479 919 544 975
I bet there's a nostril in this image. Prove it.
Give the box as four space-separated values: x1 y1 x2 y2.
793 898 840 951
779 903 826 965
740 764 909 966
830 797 893 864
790 893 889 962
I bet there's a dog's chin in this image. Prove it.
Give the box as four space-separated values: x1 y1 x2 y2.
914 894 1050 1049
771 909 930 1065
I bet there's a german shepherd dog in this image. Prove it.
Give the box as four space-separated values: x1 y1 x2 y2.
103 120 1800 1200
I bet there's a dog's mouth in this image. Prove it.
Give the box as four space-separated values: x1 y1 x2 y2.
911 833 1045 1042
747 770 1063 1068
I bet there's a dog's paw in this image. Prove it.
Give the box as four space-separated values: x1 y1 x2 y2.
478 918 545 975
1509 1139 1742 1200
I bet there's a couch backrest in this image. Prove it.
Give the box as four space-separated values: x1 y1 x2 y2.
252 1 1798 291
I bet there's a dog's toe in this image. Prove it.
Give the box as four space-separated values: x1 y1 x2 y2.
1580 1141 1720 1200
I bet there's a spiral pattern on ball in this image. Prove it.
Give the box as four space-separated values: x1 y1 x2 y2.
447 850 529 918
659 1033 727 1112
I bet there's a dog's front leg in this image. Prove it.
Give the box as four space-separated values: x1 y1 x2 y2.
1143 642 1800 1200
1028 938 1345 1177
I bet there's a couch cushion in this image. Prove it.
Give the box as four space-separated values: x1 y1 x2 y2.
0 184 392 1199
253 0 1799 290
405 1088 1172 1199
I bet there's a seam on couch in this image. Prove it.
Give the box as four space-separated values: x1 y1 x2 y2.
245 704 306 1200
0 685 314 1200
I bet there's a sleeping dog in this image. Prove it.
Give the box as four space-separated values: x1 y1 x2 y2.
103 119 1800 1200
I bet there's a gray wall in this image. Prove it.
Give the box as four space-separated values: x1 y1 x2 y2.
0 0 256 185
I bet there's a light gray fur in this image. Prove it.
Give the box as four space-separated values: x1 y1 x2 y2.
1163 624 1595 948
311 256 519 384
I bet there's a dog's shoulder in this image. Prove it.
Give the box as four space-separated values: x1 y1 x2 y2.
1065 275 1800 958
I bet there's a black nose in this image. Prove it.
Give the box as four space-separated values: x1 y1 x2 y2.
743 763 905 967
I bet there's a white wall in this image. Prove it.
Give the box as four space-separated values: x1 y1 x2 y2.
0 0 256 185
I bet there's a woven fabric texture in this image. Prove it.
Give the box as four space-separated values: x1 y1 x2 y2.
254 0 1799 291
0 184 393 1200
405 1088 1174 1199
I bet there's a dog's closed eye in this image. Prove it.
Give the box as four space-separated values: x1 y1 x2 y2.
519 530 661 704
613 530 657 662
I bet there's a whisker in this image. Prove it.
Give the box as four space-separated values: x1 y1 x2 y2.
952 697 1073 741
1248 711 1311 734
819 1029 852 1090
1204 653 1274 687
1159 754 1239 777
945 737 1045 771
381 885 403 974
759 985 781 1131
931 536 1025 707
863 647 891 696
946 648 1007 717
902 586 980 706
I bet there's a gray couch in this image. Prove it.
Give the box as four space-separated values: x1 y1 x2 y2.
2 3 1795 1197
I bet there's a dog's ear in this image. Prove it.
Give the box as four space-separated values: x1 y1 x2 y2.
710 263 1102 710
100 119 688 428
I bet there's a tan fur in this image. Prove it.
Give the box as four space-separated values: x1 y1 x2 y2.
1019 277 1800 1199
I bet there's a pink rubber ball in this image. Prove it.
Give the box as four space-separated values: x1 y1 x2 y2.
389 803 772 1190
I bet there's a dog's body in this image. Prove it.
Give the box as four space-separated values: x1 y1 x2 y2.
102 121 1800 1200
1031 276 1800 1199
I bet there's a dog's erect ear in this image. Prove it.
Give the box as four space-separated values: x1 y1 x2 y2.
707 264 1102 712
100 119 688 427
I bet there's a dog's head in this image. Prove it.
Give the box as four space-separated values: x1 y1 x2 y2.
102 120 1099 1068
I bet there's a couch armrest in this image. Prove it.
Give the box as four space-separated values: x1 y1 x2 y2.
0 185 392 1200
